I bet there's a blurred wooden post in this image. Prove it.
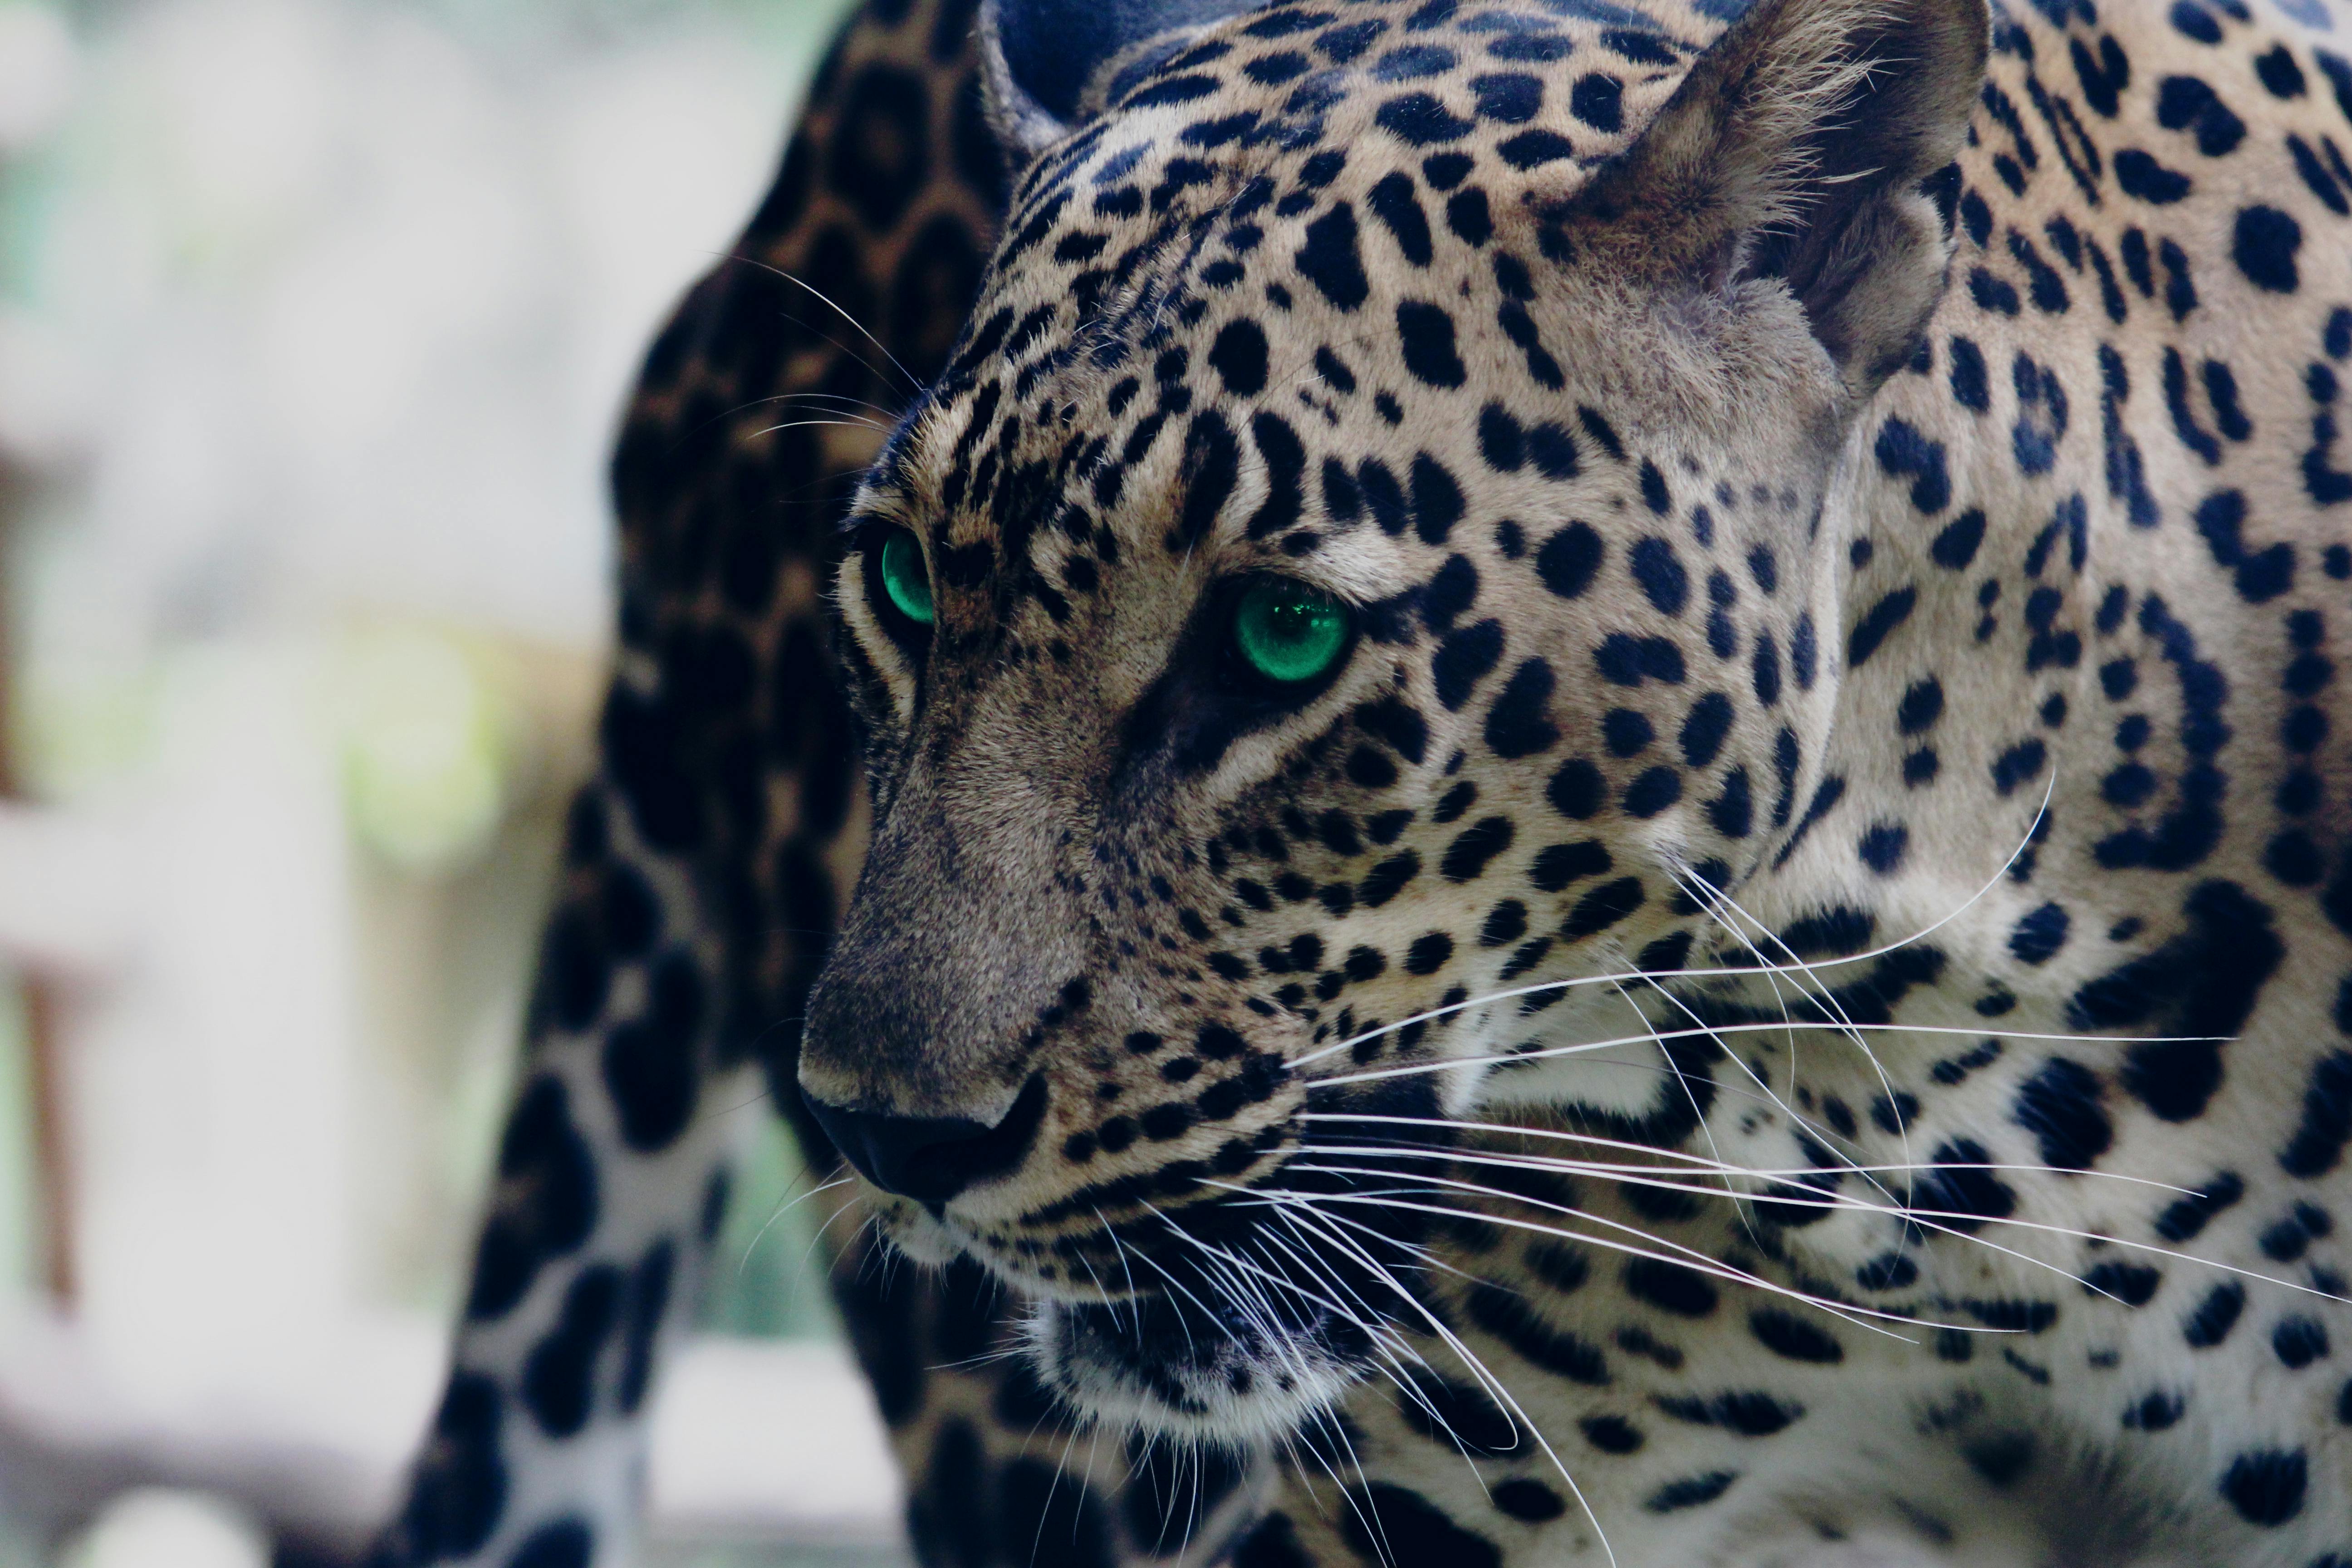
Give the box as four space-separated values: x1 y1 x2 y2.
0 461 73 1304
17 984 70 1305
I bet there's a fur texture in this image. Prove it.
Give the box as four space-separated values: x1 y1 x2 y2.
380 1 2352 1564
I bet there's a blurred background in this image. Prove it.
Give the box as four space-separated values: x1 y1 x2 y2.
0 0 902 1562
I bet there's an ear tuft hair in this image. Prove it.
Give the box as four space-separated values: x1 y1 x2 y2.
980 0 1276 164
1565 0 1990 397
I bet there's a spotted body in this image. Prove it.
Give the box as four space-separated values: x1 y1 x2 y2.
380 0 2352 1564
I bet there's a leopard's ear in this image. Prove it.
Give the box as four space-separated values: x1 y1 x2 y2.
979 0 1275 164
1566 0 1989 398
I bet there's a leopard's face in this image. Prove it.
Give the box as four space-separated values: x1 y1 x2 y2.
796 0 1977 1441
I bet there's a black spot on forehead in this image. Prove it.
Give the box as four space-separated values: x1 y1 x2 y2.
1372 42 1456 79
2234 205 2302 293
1485 660 1560 758
1410 453 1465 542
1377 91 1476 144
1367 171 1435 264
1176 411 1243 549
1296 202 1371 309
1208 318 1270 396
1629 537 1689 615
1397 300 1469 388
1537 524 1604 599
1434 620 1504 709
1568 72 1622 132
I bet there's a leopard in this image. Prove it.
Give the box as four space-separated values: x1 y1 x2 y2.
371 0 2352 1564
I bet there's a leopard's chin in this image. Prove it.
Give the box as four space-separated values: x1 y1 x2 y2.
867 1153 1432 1442
1023 1293 1373 1445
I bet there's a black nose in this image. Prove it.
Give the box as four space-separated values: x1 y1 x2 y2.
803 1074 1049 1205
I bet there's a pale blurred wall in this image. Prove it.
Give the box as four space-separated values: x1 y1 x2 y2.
0 0 860 1413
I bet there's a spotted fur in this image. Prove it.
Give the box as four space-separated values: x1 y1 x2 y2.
382 0 2352 1563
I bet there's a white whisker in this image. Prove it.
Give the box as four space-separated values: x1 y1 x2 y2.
1264 1198 1619 1568
1293 1135 2202 1195
744 417 892 440
1668 859 1926 1210
1658 859 1912 1212
735 1172 855 1281
1254 1165 2352 1313
715 252 926 394
1307 1017 2212 1089
1239 1173 1939 1340
1605 969 1759 1250
1292 774 2064 1073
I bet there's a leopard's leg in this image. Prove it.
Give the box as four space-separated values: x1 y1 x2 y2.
377 3 1271 1563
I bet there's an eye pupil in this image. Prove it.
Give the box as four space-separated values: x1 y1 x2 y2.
1234 578 1351 684
880 530 934 626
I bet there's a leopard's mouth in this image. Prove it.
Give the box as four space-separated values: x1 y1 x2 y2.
1011 1153 1449 1441
862 1088 1458 1441
1024 1283 1377 1443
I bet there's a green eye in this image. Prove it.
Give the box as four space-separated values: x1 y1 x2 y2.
878 530 934 627
1233 578 1352 685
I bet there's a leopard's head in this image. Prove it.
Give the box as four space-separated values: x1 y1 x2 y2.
798 0 1986 1442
